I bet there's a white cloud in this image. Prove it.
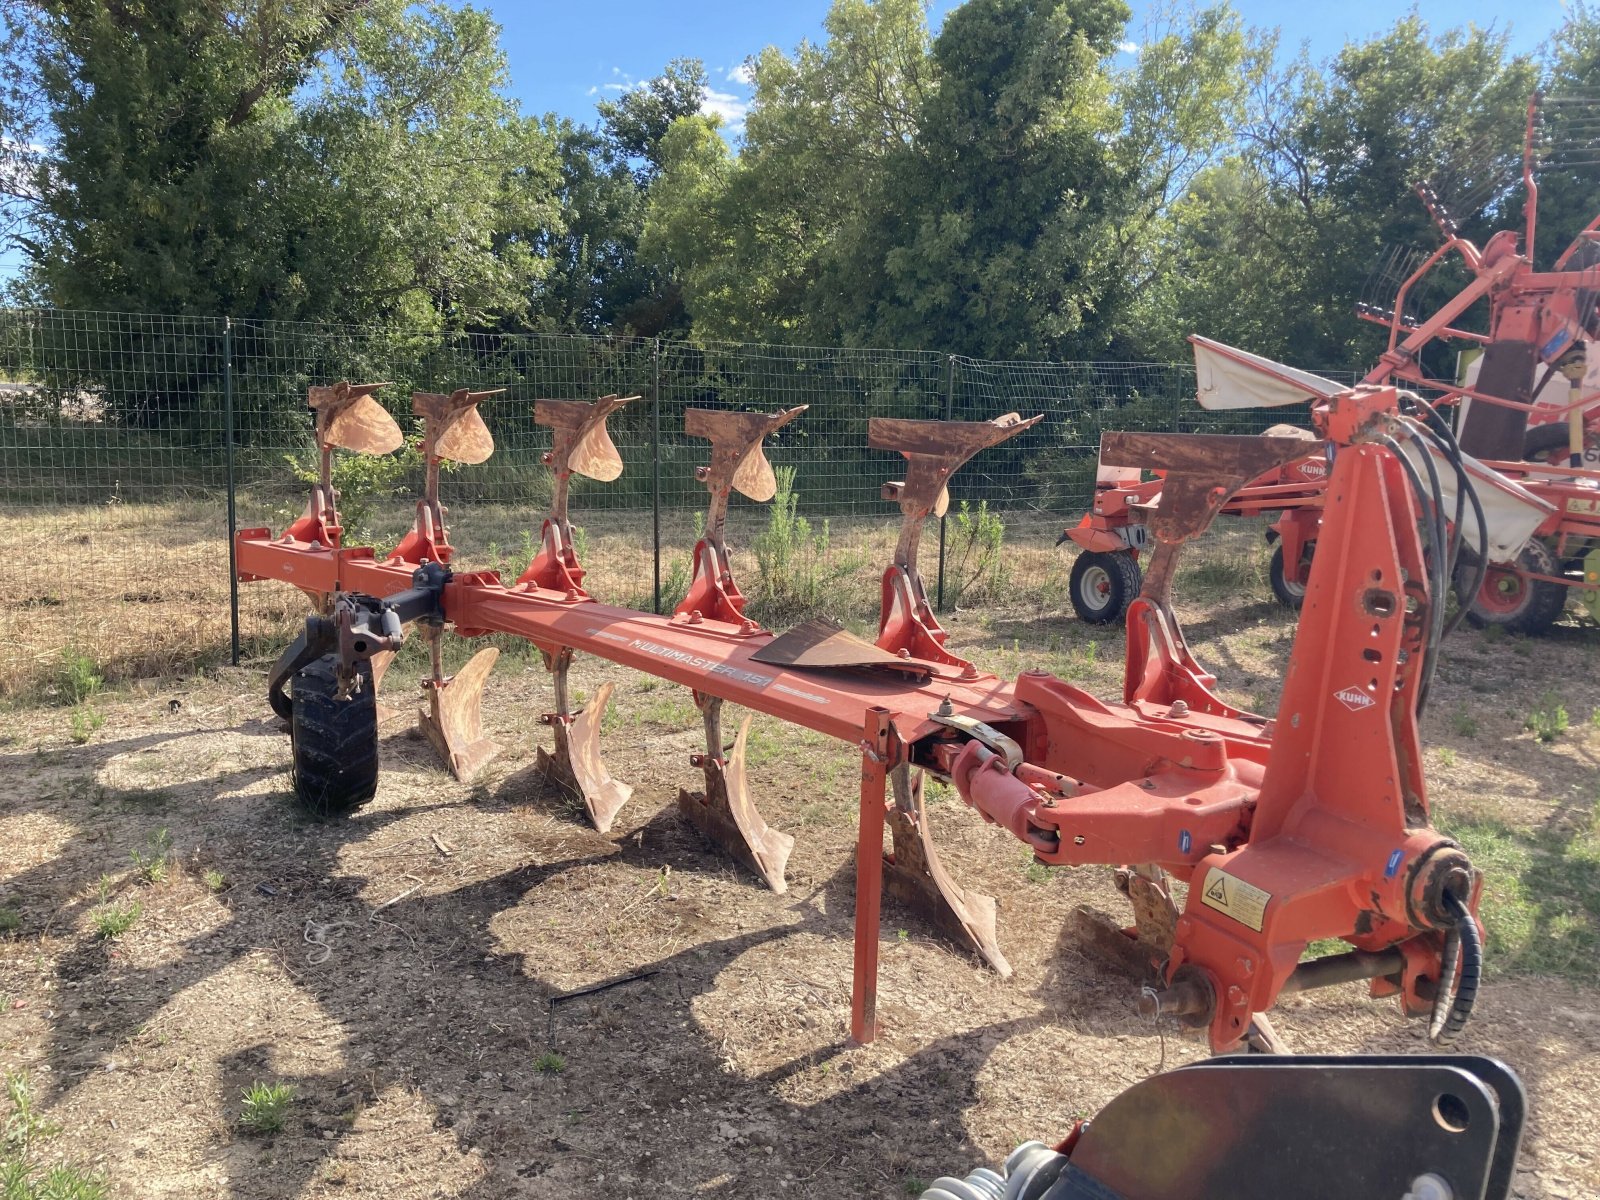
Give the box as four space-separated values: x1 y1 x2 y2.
1117 40 1139 54
701 85 749 135
727 62 754 87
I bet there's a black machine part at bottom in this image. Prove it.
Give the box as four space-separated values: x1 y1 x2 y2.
1046 1055 1523 1200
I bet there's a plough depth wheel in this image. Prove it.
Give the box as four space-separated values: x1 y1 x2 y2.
1068 549 1141 624
1268 540 1316 610
290 655 380 817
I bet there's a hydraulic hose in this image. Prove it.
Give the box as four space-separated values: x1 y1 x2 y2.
1429 890 1482 1045
1407 401 1490 634
1377 433 1447 711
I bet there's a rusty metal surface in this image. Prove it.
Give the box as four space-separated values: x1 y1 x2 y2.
883 768 1011 975
309 381 402 456
677 715 794 892
413 387 504 465
535 395 635 524
684 406 808 545
1100 432 1316 546
539 680 633 832
870 413 1043 570
751 617 934 680
418 645 501 781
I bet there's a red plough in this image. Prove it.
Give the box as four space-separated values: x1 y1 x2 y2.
240 382 1487 1054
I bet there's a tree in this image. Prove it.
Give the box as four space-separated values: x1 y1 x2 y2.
529 60 706 336
1 0 559 327
1139 16 1536 370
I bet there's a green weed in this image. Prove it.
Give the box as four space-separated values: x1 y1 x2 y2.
54 649 101 707
533 1051 565 1074
66 705 103 745
202 869 226 893
0 908 18 936
129 829 172 885
947 499 1008 605
89 901 140 940
1438 747 1457 767
238 1082 294 1135
1449 707 1479 739
751 467 857 622
1 1071 106 1199
1525 693 1569 743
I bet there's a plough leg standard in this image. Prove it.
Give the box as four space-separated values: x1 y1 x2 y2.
239 381 1485 1054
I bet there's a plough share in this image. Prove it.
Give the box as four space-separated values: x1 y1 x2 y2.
239 379 1486 1055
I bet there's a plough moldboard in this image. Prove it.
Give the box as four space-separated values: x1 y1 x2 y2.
238 380 1486 1054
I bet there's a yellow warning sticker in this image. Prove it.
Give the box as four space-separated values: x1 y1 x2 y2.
1199 868 1272 932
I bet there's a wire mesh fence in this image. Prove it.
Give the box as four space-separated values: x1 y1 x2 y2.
0 306 1353 698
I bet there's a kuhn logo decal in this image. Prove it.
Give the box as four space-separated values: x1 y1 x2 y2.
1297 458 1328 479
1334 685 1375 712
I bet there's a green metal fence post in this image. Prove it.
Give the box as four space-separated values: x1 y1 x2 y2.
223 316 240 666
651 338 662 615
936 354 955 612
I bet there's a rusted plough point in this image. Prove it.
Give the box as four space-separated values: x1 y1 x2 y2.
239 382 1486 1054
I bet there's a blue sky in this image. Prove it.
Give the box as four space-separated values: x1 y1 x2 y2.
498 0 1568 135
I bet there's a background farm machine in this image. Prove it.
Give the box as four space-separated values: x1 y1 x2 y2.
1061 93 1600 637
229 363 1522 1194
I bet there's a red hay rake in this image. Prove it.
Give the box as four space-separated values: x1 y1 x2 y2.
239 381 1487 1054
1062 93 1600 634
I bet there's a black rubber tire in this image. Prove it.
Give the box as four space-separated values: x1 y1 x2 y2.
1523 422 1574 464
1457 539 1568 637
1068 550 1142 624
1268 540 1316 610
290 654 379 818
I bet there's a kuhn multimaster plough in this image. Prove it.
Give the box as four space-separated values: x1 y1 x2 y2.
239 377 1486 1056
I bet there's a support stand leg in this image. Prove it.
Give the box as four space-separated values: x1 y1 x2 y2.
852 708 892 1044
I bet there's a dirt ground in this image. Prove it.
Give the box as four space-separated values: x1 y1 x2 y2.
1 544 1598 1198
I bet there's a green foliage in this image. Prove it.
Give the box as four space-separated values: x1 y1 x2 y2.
129 829 172 885
4 2 559 332
54 650 100 707
946 500 1007 606
284 442 421 547
89 900 140 940
750 467 853 622
66 706 102 745
533 1051 565 1074
1449 706 1479 739
238 1083 294 1135
1526 693 1570 743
